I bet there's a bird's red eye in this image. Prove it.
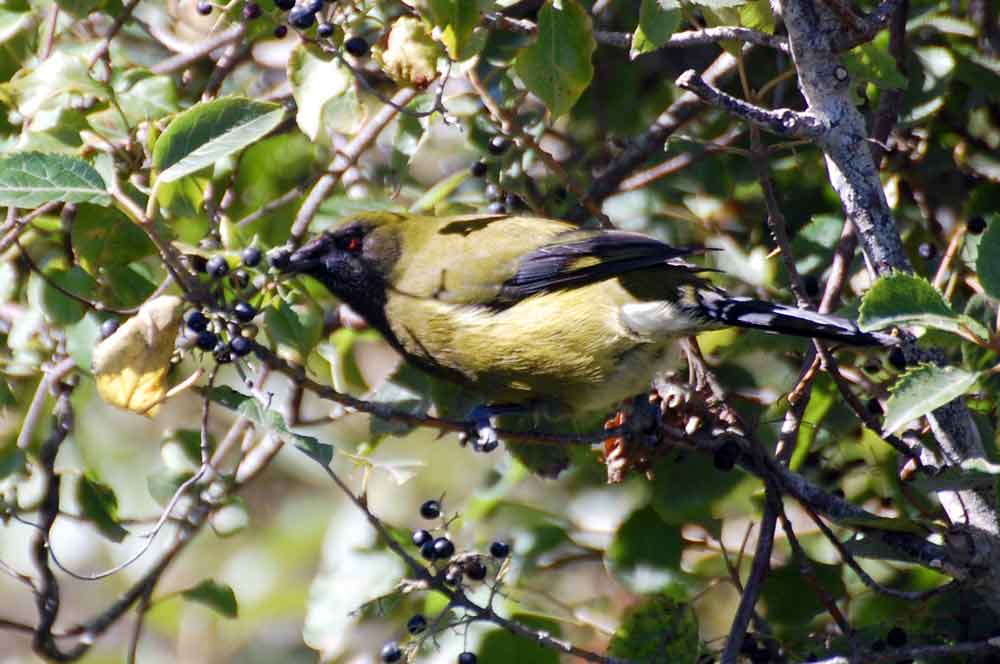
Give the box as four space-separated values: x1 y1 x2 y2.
345 237 362 253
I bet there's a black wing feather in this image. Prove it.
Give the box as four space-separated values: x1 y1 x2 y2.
498 231 707 303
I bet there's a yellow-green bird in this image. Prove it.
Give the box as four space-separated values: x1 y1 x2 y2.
278 212 892 440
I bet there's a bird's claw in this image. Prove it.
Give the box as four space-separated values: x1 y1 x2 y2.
463 405 501 452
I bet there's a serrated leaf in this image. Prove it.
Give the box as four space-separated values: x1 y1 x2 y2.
288 44 364 141
975 213 1000 300
263 299 323 365
0 152 109 207
181 579 238 618
152 97 284 183
858 272 988 339
200 385 334 466
513 0 595 118
2 52 107 116
630 0 680 59
883 364 980 436
77 474 128 543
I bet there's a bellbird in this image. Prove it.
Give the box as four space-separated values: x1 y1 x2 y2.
279 212 892 420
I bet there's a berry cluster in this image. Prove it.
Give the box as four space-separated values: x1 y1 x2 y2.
377 498 512 663
181 247 265 363
267 0 369 53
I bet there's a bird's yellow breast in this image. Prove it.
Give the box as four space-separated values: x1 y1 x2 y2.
384 279 675 412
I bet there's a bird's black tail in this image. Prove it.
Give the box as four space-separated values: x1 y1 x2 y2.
692 290 897 347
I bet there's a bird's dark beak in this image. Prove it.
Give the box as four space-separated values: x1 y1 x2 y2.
272 233 335 273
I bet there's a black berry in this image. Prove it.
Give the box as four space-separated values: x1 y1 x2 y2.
888 347 907 370
187 254 208 273
412 529 431 547
713 441 740 471
470 161 488 177
406 614 427 635
489 540 510 559
273 24 288 37
288 5 314 28
917 242 937 260
185 310 209 333
968 216 987 234
233 300 256 322
344 36 369 57
419 499 441 519
242 1 261 19
464 558 486 581
432 537 455 559
444 566 463 585
196 330 219 351
100 318 119 339
206 255 229 278
274 0 294 9
420 540 436 560
380 642 402 663
487 202 507 214
241 246 262 268
196 0 212 14
886 626 907 648
317 21 333 37
458 653 477 664
488 136 510 155
302 0 322 12
230 336 252 357
485 183 501 201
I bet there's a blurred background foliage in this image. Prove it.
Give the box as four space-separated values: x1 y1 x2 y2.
0 0 999 661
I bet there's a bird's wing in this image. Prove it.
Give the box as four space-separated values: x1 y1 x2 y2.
496 230 710 306
387 215 578 304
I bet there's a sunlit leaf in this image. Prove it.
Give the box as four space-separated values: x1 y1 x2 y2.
0 152 109 207
630 0 680 59
883 364 980 436
152 97 285 183
92 295 184 416
859 272 988 340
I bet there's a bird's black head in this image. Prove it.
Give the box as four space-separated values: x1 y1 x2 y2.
279 216 403 330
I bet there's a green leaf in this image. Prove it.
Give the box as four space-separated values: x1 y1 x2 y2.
409 168 471 212
606 506 686 594
263 299 323 365
36 265 97 325
200 385 334 466
608 595 700 664
180 579 238 618
883 364 980 436
71 204 154 274
841 33 907 90
513 0 595 118
66 313 101 370
858 272 988 340
105 264 157 308
762 556 846 626
0 152 109 207
425 0 481 59
478 614 561 664
288 45 364 141
0 377 15 407
152 97 285 183
975 213 1000 300
2 52 107 116
630 0 680 59
77 474 128 543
